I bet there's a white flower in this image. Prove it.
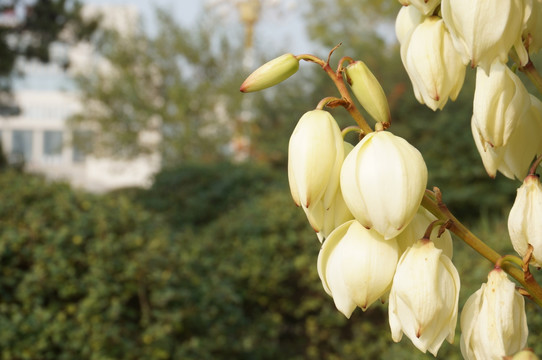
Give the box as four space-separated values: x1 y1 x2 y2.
395 4 424 46
402 16 466 110
508 174 542 267
317 220 400 318
288 110 344 209
472 94 542 179
340 130 427 240
472 62 531 149
523 0 542 53
460 269 528 360
395 206 453 259
303 142 354 242
389 240 460 356
441 0 528 72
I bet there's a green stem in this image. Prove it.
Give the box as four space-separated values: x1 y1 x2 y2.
496 254 525 269
316 96 345 110
297 51 373 134
422 192 542 308
519 59 542 96
341 126 362 139
529 154 542 175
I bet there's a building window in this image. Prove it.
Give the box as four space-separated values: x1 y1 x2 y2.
12 130 33 163
72 130 93 163
43 130 63 156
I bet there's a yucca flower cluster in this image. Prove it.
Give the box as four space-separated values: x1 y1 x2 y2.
240 1 542 357
396 0 542 180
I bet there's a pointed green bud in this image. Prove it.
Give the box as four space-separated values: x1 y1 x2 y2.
240 53 299 92
345 61 391 125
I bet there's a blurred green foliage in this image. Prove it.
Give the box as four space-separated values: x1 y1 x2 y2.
1 164 541 359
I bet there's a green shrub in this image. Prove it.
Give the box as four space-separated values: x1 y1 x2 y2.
1 167 540 359
130 162 283 230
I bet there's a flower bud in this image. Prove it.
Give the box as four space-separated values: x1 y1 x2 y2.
402 16 467 111
460 269 528 360
472 94 542 179
508 174 542 267
441 0 528 72
340 130 427 240
395 206 453 259
513 349 540 360
317 220 400 318
240 53 299 92
345 61 391 125
472 62 531 149
288 110 344 209
388 240 460 356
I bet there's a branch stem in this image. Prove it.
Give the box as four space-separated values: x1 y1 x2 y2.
519 59 542 96
422 192 542 308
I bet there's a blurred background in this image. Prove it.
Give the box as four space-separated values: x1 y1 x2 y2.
0 0 540 359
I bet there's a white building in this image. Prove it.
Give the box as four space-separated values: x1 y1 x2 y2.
0 4 160 192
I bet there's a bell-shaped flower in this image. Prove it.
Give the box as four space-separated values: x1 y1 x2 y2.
317 220 400 318
508 174 542 267
460 268 528 360
395 206 453 259
523 0 542 54
441 0 528 73
402 16 467 111
305 142 354 242
472 61 531 149
406 0 441 16
345 61 391 125
388 239 460 356
288 110 344 209
340 130 427 240
395 5 424 46
472 94 542 179
240 53 299 92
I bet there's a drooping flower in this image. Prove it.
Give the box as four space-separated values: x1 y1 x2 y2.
340 130 427 240
317 220 400 318
508 174 542 267
305 142 354 242
460 268 528 360
441 0 528 72
389 239 460 356
472 94 542 179
288 110 344 209
402 16 466 110
472 61 531 149
523 0 542 54
395 4 424 46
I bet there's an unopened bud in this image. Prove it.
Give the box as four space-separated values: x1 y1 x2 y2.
345 61 391 125
240 53 299 92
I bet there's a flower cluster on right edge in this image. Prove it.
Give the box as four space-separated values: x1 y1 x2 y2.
240 0 542 357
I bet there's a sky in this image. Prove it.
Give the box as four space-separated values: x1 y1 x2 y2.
81 0 314 55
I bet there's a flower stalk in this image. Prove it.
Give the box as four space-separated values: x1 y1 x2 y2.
422 189 542 308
